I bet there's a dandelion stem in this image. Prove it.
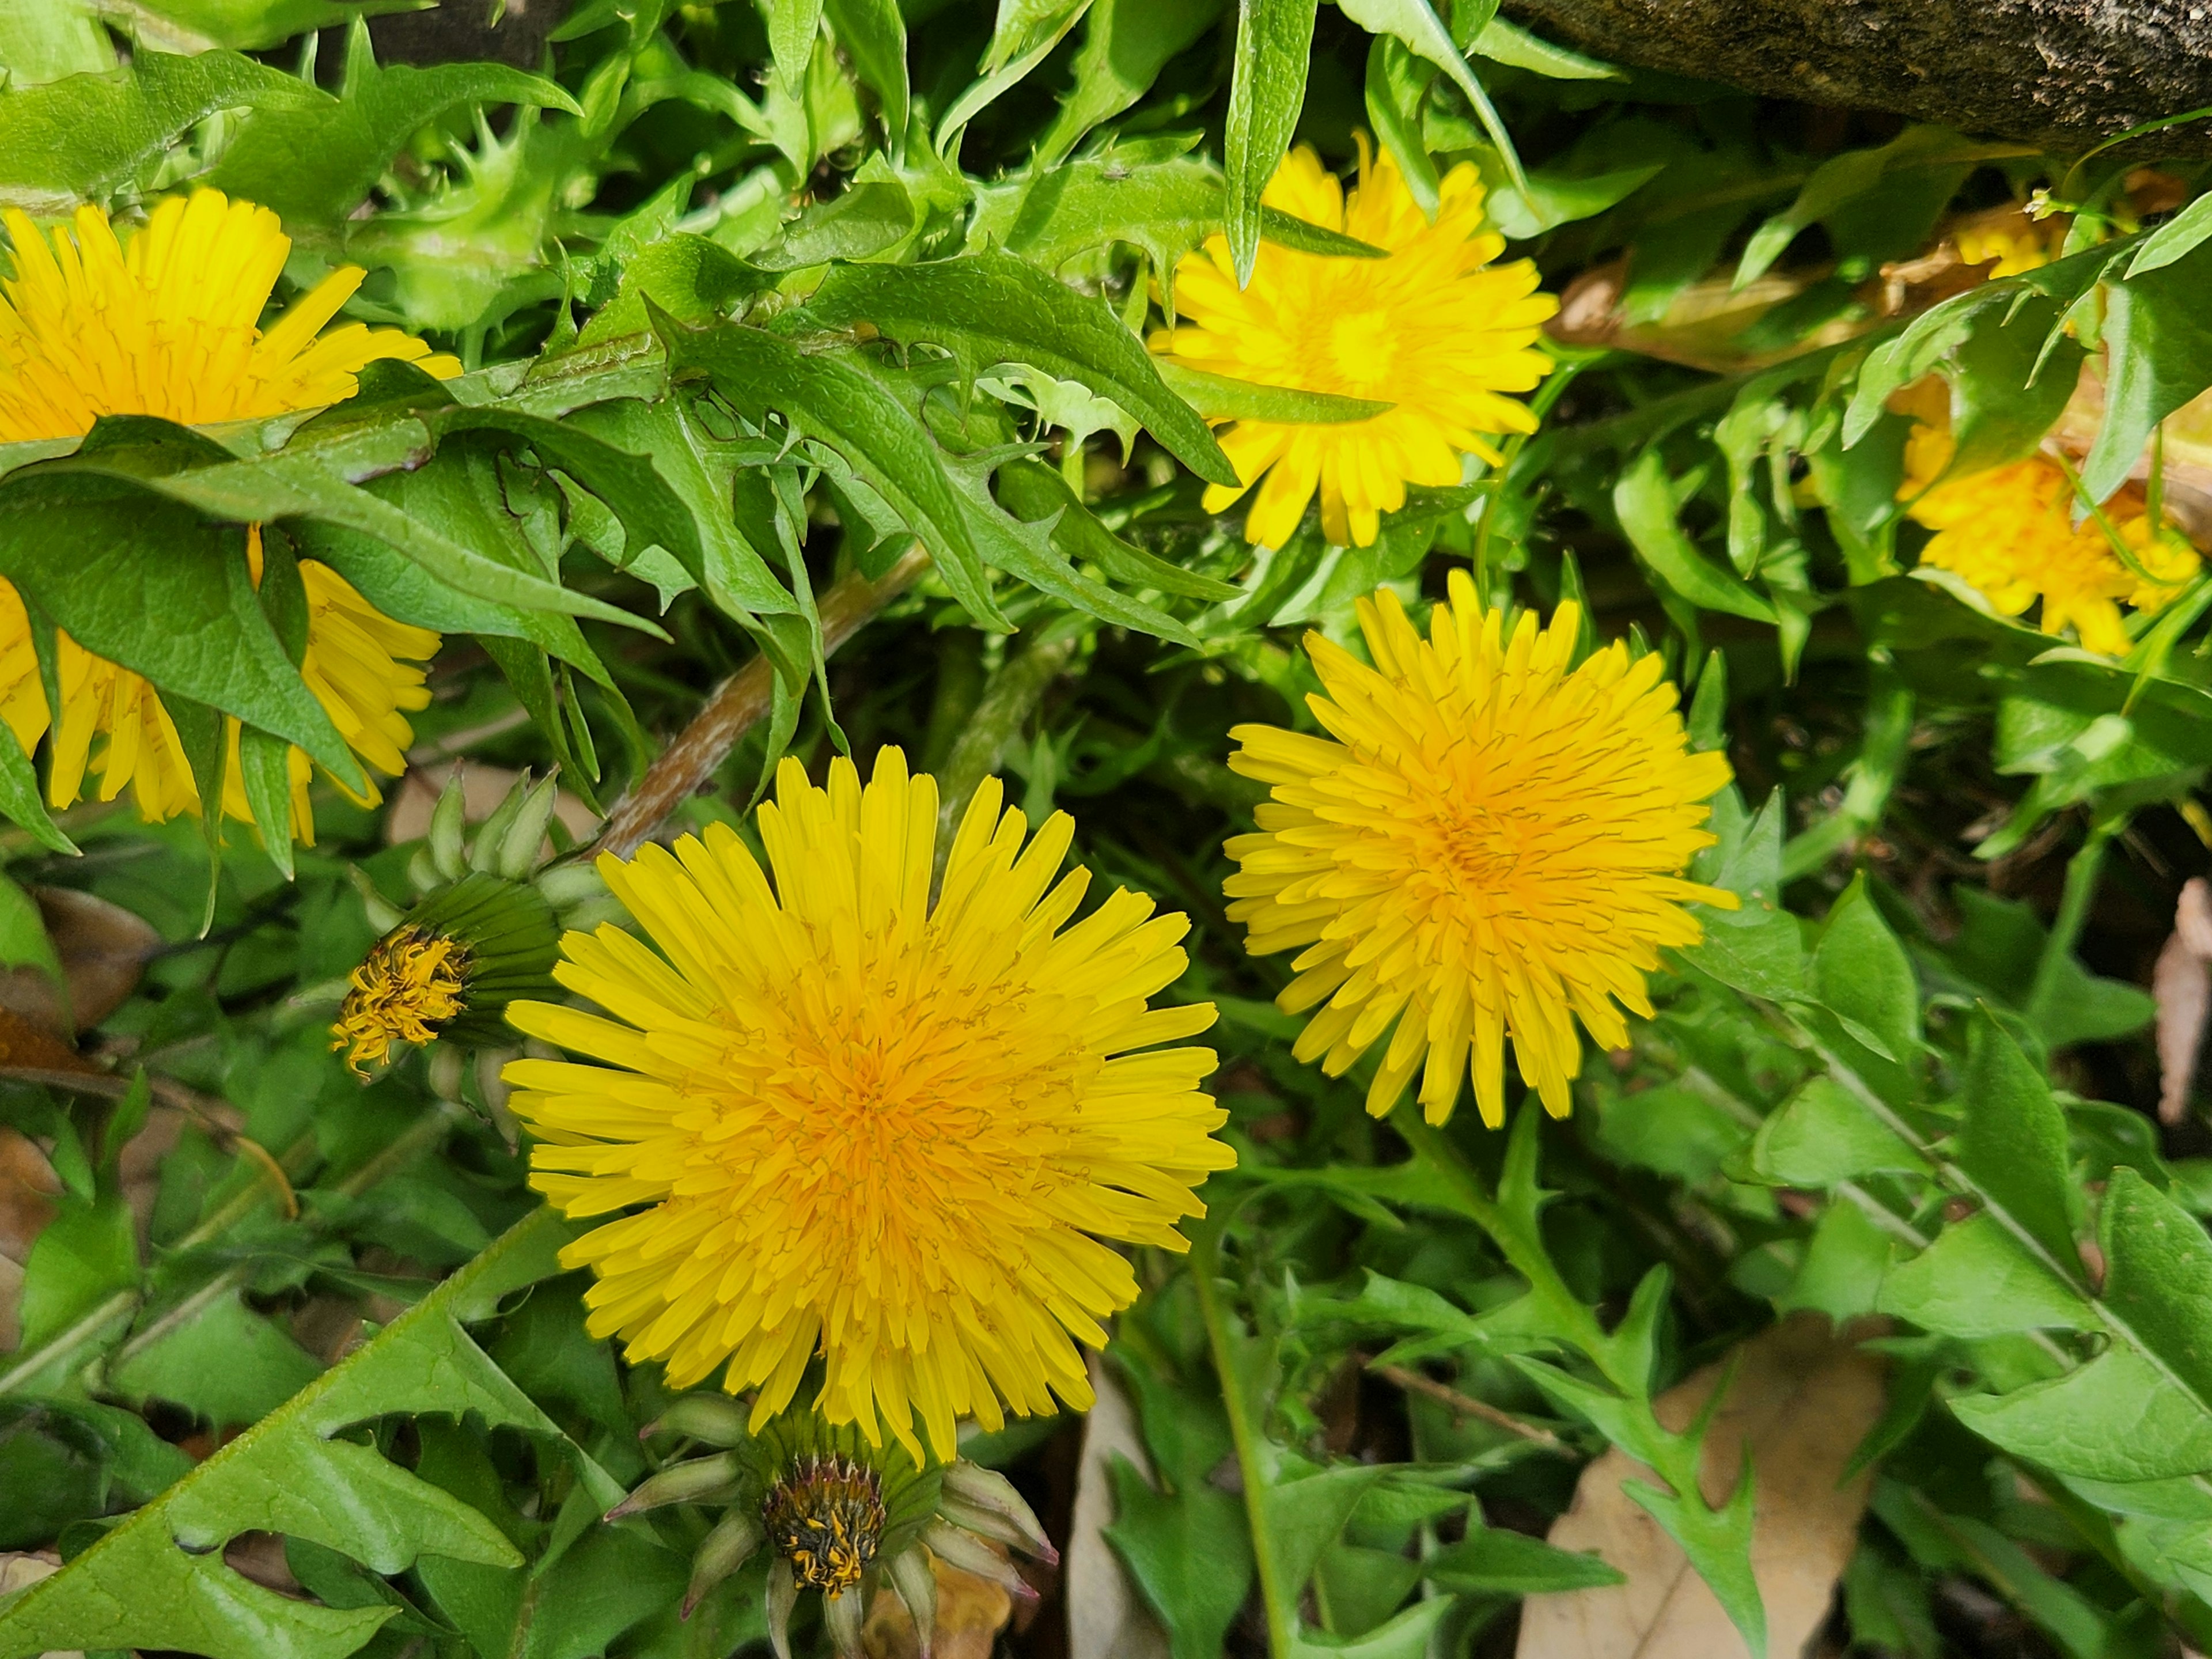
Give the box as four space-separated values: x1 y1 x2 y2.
2027 814 2119 1029
1187 1214 1298 1658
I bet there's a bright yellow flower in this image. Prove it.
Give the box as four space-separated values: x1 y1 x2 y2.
1899 403 2198 657
1225 576 1736 1127
1149 140 1556 549
1953 213 2065 278
502 749 1231 1462
0 191 456 838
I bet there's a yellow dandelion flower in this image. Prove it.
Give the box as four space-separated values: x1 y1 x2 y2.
1224 575 1737 1127
501 748 1232 1462
334 925 469 1076
1149 139 1557 550
1898 395 2199 657
1953 213 2066 278
0 190 457 838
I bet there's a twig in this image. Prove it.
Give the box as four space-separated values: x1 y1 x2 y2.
592 548 932 858
1368 1360 1570 1452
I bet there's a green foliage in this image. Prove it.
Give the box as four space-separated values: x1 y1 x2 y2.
6 3 2212 1658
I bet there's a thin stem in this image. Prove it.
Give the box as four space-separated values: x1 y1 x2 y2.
1367 1360 1569 1451
1188 1218 1295 1658
592 549 931 858
2026 816 2117 1028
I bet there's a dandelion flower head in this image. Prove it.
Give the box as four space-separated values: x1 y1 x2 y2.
1225 575 1737 1127
334 926 470 1077
1897 379 2198 657
502 749 1232 1461
1149 139 1556 550
0 191 454 835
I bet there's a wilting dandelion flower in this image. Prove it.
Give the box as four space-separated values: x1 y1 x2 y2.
0 191 455 837
1149 139 1556 549
1224 576 1736 1126
503 749 1231 1461
612 1397 1057 1659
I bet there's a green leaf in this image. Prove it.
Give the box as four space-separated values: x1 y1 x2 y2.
1035 0 1224 164
1951 1346 2212 1483
763 0 825 95
1876 1215 2096 1338
206 21 581 227
1103 1453 1254 1659
1941 297 2086 480
1338 0 1525 199
1153 359 1392 424
1842 244 2118 450
1425 1527 1626 1593
1957 1012 2080 1274
237 728 296 881
937 0 1096 150
1224 0 1319 284
2099 1166 2212 1408
0 1209 599 1659
996 458 1239 600
654 313 1010 630
1734 127 2032 290
109 1288 324 1427
153 451 650 637
823 0 909 140
0 868 60 990
797 253 1238 485
1808 874 1921 1078
0 470 363 791
1285 1596 1452 1658
1613 448 1777 623
1262 1463 1385 1600
15 1192 135 1356
560 397 799 619
1746 1075 1927 1187
0 1397 192 1552
0 47 324 206
1467 16 1616 78
1256 206 1390 259
2080 237 2212 501
0 713 73 854
2126 190 2212 278
1365 36 1442 217
943 459 1199 643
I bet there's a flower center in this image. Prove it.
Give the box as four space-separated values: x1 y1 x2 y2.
762 1455 885 1593
332 927 469 1075
1323 307 1399 398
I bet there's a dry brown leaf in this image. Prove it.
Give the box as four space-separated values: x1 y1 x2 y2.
0 1127 60 1263
0 888 161 1035
1066 1351 1172 1659
2159 878 2212 1123
1547 262 1862 374
384 761 600 847
861 1552 1014 1659
1517 1315 1887 1659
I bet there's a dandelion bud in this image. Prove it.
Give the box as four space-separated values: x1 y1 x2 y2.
821 1587 865 1659
939 1461 1056 1563
603 1450 743 1519
885 1546 938 1659
920 1521 1035 1601
645 1393 752 1446
682 1511 763 1618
